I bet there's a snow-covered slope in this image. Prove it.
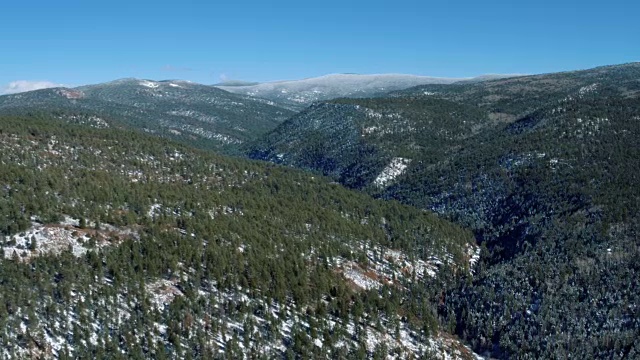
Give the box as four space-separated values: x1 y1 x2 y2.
216 73 466 108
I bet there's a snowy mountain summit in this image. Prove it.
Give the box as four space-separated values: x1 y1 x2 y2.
216 73 469 108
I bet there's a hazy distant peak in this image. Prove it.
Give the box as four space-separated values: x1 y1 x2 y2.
104 77 140 84
454 74 525 84
214 80 261 87
264 73 464 84
215 73 467 107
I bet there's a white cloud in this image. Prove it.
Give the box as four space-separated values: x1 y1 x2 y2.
1 80 64 95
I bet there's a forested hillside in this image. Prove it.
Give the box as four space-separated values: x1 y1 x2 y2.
0 115 478 359
386 93 640 359
392 62 640 121
0 79 294 152
246 96 492 189
245 63 640 358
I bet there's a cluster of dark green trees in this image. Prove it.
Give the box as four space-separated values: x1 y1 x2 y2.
416 94 640 359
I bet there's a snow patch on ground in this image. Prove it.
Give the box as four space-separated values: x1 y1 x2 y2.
56 89 84 99
208 205 244 219
467 244 482 274
146 279 184 309
148 203 162 219
167 109 219 123
334 241 455 291
342 265 382 290
362 126 379 135
139 80 159 88
575 117 609 136
2 217 138 261
3 221 88 260
172 123 241 144
578 83 598 95
374 157 411 188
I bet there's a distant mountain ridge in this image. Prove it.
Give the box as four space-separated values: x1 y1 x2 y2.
0 78 294 151
391 62 640 118
216 73 519 108
0 72 519 150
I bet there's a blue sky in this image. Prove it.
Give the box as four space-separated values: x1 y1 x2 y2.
1 0 638 93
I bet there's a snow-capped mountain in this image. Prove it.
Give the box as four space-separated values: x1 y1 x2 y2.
215 73 471 108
